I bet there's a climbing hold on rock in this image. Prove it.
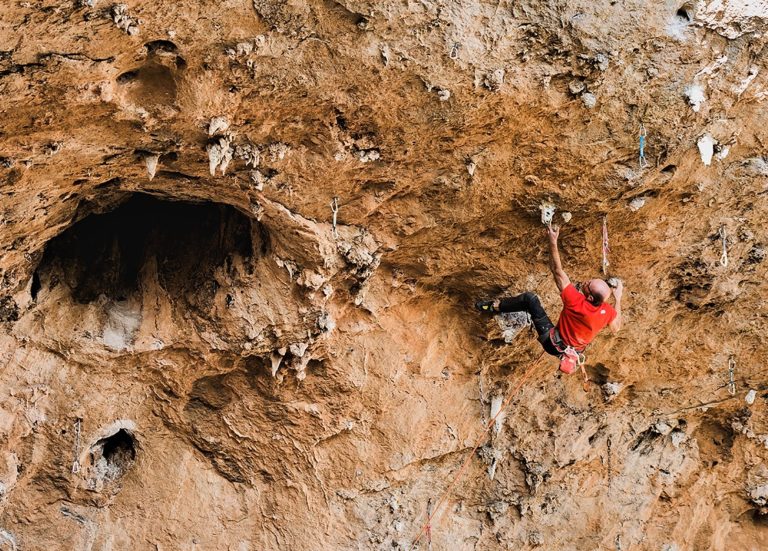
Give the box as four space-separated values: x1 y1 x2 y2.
208 116 229 136
483 69 504 91
746 389 757 405
539 201 556 226
628 197 646 211
561 211 572 223
582 93 597 109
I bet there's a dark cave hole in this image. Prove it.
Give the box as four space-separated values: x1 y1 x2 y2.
676 6 692 22
37 193 256 303
100 428 136 464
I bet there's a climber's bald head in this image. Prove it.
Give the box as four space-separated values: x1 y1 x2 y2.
584 278 611 306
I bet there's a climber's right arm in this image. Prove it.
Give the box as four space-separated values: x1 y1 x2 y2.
547 225 570 292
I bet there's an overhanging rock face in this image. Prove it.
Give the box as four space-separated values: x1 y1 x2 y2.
1 1 767 549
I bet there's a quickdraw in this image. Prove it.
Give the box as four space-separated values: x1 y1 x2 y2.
639 123 648 170
331 197 339 239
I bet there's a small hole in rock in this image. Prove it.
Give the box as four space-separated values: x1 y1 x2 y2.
676 7 691 21
144 40 179 55
101 429 136 464
661 164 677 174
88 428 137 487
116 70 139 84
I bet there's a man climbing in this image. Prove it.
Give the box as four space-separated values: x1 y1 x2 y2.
476 225 623 361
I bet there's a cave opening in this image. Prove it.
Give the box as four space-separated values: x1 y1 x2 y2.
100 428 137 464
37 193 256 303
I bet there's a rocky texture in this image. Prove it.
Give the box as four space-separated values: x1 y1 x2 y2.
1 1 768 549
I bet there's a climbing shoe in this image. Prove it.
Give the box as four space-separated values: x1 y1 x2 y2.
475 300 496 313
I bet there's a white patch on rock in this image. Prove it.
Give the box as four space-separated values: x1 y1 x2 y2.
102 300 141 352
561 211 572 223
111 4 140 36
289 342 308 358
684 83 706 112
483 69 505 91
0 529 17 551
207 136 234 175
539 201 556 226
356 149 380 163
490 393 505 434
208 116 229 136
268 142 291 162
235 143 260 167
735 65 759 96
496 311 531 343
144 153 159 180
602 382 623 402
697 134 717 166
746 389 757 404
695 0 768 39
628 197 646 212
250 169 267 190
437 88 451 101
581 92 597 109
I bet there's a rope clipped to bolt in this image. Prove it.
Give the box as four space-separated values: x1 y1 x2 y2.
639 123 648 170
407 352 549 549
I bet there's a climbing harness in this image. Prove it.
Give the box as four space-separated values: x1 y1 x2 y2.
639 123 648 170
719 226 728 268
408 352 549 549
331 197 339 239
549 327 590 392
602 216 610 275
71 418 82 474
728 356 736 395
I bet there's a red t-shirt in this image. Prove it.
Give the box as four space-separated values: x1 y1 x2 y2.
556 284 617 349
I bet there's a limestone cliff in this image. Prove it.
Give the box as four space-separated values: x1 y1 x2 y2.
1 1 767 549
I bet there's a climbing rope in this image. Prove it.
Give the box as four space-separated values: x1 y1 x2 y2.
639 123 648 170
408 352 549 549
719 226 728 268
602 216 610 275
71 418 82 474
331 197 339 239
728 356 736 395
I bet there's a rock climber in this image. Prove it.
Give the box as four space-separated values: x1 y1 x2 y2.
476 225 623 361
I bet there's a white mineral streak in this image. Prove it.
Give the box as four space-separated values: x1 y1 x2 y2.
145 154 159 180
490 394 505 434
685 83 706 112
697 134 716 166
695 0 768 39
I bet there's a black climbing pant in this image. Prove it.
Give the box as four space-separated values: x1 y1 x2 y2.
498 292 559 356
